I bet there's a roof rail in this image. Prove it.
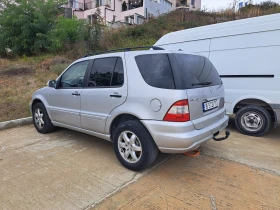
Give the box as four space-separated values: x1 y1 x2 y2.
83 46 165 58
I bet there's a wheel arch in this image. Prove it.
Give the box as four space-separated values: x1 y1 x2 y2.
233 98 275 122
109 114 141 139
31 97 52 120
32 99 43 108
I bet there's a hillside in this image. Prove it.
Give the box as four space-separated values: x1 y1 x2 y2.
1 8 280 122
98 7 280 53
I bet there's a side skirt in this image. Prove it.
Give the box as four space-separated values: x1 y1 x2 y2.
52 121 112 142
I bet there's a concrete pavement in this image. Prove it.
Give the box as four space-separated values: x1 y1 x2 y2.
94 120 280 210
95 155 280 210
0 125 168 210
201 118 280 175
0 120 279 210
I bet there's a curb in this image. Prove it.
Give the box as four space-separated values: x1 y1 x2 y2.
0 117 33 130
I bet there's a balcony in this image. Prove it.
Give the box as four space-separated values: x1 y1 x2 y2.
70 0 84 10
85 0 111 10
69 0 111 11
121 0 143 12
176 3 190 7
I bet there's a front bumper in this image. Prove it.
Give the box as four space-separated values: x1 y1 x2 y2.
141 114 229 154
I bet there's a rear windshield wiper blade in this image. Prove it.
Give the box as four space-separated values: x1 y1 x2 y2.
192 82 212 86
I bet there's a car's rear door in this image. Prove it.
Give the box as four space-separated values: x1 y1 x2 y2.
80 53 127 133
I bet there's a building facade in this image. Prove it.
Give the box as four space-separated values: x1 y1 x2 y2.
176 0 201 10
65 0 178 25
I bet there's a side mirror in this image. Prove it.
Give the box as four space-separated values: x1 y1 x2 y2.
47 80 56 88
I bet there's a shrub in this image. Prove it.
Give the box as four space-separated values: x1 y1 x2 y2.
46 17 89 52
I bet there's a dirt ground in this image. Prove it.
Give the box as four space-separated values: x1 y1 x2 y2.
0 120 279 210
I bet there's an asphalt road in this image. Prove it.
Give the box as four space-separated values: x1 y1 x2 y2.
0 120 279 210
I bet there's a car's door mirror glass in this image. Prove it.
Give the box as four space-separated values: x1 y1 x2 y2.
47 80 56 88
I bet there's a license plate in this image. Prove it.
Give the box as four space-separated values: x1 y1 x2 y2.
203 99 219 112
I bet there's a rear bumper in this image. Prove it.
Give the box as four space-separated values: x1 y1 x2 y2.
141 114 229 154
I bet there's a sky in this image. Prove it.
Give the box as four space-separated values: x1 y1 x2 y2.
202 0 280 10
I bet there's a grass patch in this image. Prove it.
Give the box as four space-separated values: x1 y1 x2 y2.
49 63 69 76
0 55 69 122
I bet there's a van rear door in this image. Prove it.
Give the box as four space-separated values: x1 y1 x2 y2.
172 54 225 130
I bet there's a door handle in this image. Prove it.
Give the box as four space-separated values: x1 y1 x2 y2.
110 94 122 98
72 92 80 96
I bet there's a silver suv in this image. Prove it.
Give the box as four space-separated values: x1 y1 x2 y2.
31 47 230 171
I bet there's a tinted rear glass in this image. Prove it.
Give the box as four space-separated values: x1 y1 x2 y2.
87 57 124 87
88 57 116 87
173 54 222 89
135 54 175 89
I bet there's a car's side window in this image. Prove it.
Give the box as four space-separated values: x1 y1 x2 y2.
87 57 124 88
135 54 175 89
59 61 89 88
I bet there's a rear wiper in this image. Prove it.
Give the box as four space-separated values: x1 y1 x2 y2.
192 82 212 86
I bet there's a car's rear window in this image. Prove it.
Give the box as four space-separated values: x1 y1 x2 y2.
135 54 175 89
135 53 221 90
173 54 222 89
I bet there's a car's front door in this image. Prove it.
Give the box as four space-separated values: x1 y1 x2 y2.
81 54 127 133
48 60 90 127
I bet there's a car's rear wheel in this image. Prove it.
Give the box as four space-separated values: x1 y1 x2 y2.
235 105 271 136
32 103 55 134
112 120 158 171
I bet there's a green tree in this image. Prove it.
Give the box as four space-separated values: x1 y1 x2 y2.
89 8 106 52
0 0 63 56
47 17 89 52
259 1 279 10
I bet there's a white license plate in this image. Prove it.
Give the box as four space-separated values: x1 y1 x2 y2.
203 99 219 112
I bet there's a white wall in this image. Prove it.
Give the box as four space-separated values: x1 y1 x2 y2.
145 0 174 17
191 0 201 10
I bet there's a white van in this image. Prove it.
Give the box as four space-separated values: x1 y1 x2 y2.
154 13 280 136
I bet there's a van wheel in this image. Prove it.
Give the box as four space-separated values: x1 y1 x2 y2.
32 103 55 134
235 105 271 136
112 120 158 171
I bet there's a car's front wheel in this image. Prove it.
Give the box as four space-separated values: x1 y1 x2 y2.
32 102 55 134
112 120 158 171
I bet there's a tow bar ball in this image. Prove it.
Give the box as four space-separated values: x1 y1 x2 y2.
213 130 230 141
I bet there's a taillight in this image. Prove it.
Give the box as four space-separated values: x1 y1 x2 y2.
163 100 190 122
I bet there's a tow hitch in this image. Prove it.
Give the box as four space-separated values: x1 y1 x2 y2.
213 130 230 141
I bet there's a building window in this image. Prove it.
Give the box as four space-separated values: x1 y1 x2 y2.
159 0 172 8
88 14 97 25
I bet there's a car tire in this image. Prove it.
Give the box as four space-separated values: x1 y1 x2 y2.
112 120 158 171
235 105 271 136
32 102 55 134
